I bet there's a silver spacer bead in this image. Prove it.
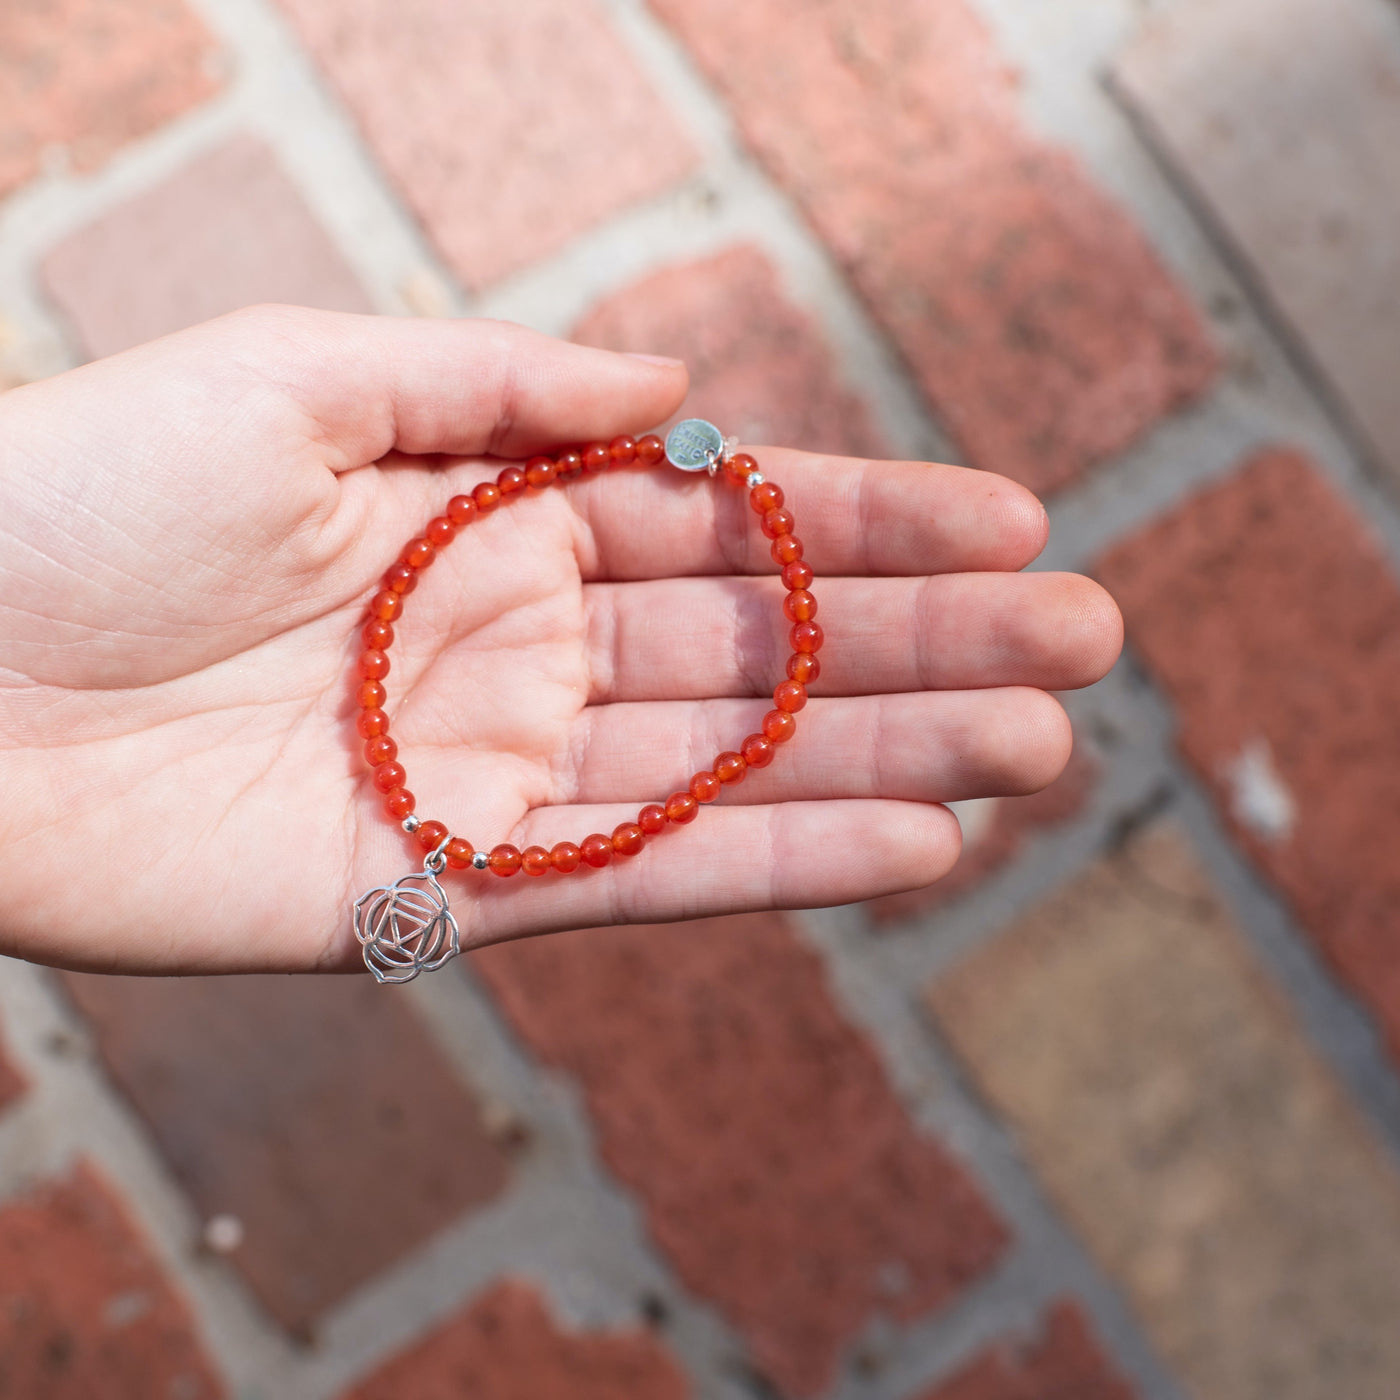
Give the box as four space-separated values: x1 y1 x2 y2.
471 851 490 871
401 815 421 834
746 470 765 488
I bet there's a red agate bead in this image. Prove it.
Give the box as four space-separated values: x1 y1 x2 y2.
357 707 390 739
489 844 522 876
612 822 645 856
521 845 551 876
638 804 668 835
364 735 398 766
551 841 582 872
609 435 637 466
773 680 807 713
665 791 698 824
689 771 721 803
447 494 477 526
373 762 407 794
741 733 775 768
426 516 456 546
787 653 820 684
363 618 395 650
497 465 526 496
783 589 817 622
580 834 613 867
525 456 556 488
714 751 747 785
635 434 665 466
383 564 417 596
583 442 610 474
416 820 448 852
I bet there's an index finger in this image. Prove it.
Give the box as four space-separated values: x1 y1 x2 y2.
571 448 1049 581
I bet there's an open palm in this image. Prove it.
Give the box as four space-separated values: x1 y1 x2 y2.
0 307 1120 975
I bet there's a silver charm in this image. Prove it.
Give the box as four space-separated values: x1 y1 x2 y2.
665 418 725 472
353 855 460 985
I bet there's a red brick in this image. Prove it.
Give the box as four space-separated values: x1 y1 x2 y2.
42 135 371 359
474 913 1006 1397
1096 449 1400 1066
61 974 507 1334
273 0 697 291
931 825 1400 1399
572 244 886 456
917 1303 1134 1400
0 0 220 199
0 1015 24 1113
646 0 1217 493
0 1161 223 1399
868 746 1096 925
342 1279 688 1400
1114 0 1400 493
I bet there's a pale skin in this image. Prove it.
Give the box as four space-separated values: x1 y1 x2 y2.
0 306 1122 975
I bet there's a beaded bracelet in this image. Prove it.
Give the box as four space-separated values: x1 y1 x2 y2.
351 419 821 983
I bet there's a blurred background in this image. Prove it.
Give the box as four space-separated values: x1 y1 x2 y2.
2 0 1400 1397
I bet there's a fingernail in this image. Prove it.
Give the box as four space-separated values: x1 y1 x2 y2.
626 352 685 368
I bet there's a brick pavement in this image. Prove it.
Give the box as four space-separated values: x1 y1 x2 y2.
1 0 1399 1396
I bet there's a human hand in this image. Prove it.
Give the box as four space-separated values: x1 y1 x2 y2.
0 306 1121 975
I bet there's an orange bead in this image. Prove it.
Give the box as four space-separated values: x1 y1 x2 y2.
383 564 417 597
635 434 665 466
791 621 824 654
583 442 610 473
555 450 584 481
358 707 390 739
761 507 794 539
358 679 387 709
781 560 814 591
750 481 784 513
373 761 406 794
525 456 557 488
763 709 797 743
363 618 395 650
580 833 613 868
386 789 415 819
497 465 526 495
403 538 435 569
741 733 775 768
773 679 807 712
772 534 804 565
665 791 698 824
638 803 667 835
689 771 721 803
787 652 820 684
783 589 817 623
473 481 501 512
714 751 747 785
359 649 390 680
370 590 402 623
426 516 456 547
521 845 551 876
489 844 522 876
611 822 645 856
447 494 477 526
551 841 582 872
416 820 449 852
364 735 398 766
609 435 637 466
725 451 757 484
445 837 475 869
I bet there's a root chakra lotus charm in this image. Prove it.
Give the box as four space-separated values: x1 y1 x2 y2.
353 856 460 985
349 419 823 982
